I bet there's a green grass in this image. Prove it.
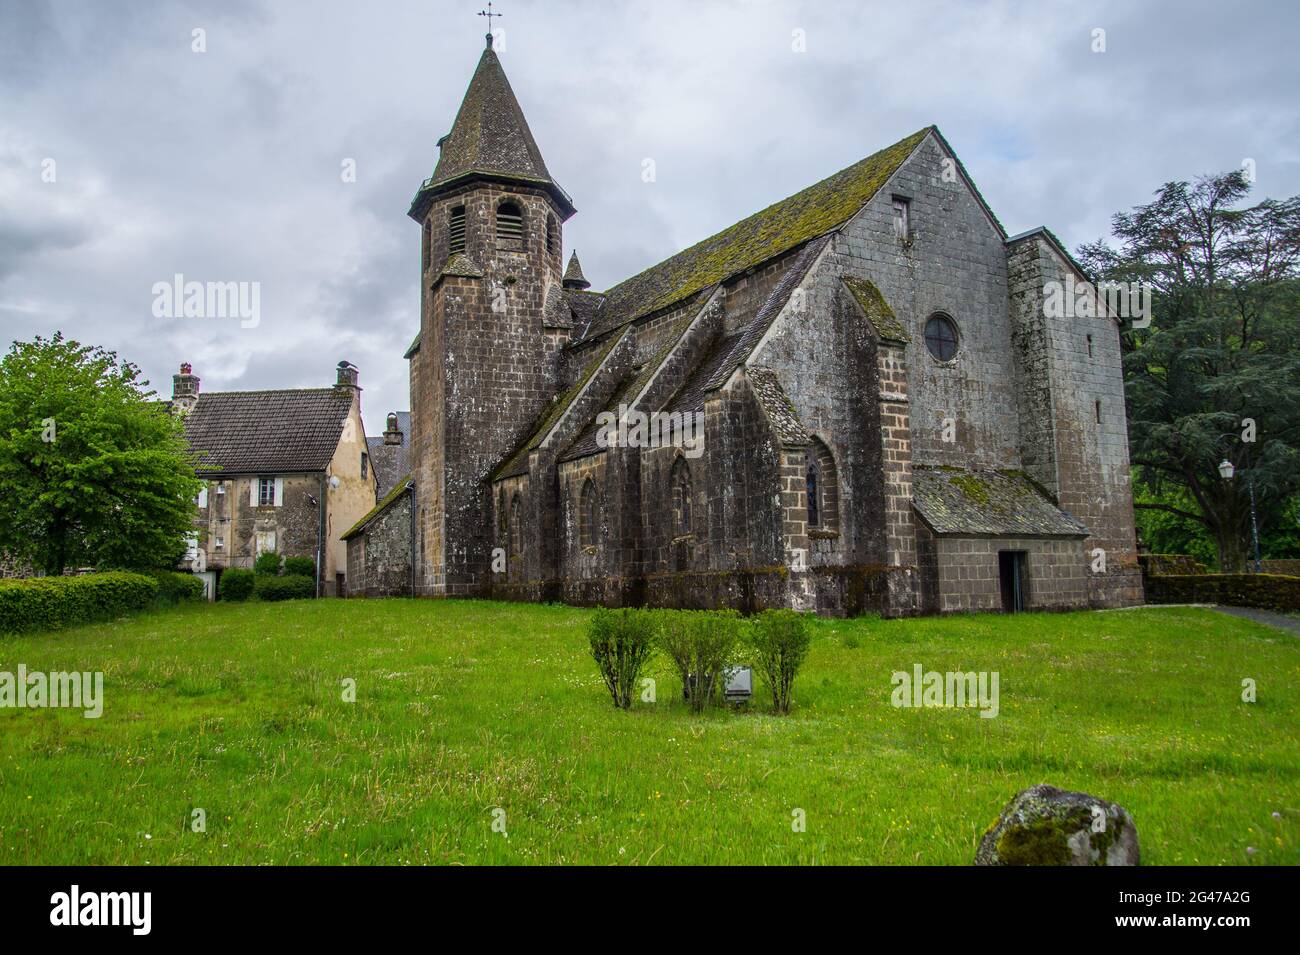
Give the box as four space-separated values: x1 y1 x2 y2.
0 600 1296 865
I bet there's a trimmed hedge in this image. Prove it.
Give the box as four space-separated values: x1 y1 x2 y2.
253 552 282 576
147 570 205 603
282 556 316 578
1145 573 1300 613
0 572 159 634
219 568 255 602
254 573 316 602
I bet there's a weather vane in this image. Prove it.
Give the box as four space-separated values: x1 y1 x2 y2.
478 2 502 46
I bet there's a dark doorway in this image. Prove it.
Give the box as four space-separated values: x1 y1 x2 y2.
998 551 1028 612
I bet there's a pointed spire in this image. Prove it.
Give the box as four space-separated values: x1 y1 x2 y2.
562 251 591 290
410 40 574 221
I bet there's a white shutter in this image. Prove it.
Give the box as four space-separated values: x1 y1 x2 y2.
197 486 208 508
273 477 284 507
250 479 258 507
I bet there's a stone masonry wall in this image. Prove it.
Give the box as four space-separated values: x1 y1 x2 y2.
931 535 1088 613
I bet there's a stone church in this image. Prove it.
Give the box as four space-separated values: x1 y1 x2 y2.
344 32 1144 616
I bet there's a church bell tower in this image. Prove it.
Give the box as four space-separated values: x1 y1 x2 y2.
406 26 576 595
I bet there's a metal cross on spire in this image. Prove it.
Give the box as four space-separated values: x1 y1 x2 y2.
478 2 502 48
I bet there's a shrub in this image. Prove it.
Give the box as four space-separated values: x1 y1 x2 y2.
1145 572 1300 613
282 556 316 578
254 573 316 602
657 609 742 711
747 609 812 714
253 551 282 576
588 607 657 709
147 570 205 603
0 572 159 634
219 568 255 602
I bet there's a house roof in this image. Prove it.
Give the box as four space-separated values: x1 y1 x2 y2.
341 474 412 542
409 40 574 220
572 126 930 343
911 467 1089 538
184 387 355 476
366 411 411 498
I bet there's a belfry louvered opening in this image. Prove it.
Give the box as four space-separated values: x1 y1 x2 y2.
448 205 467 255
496 200 524 250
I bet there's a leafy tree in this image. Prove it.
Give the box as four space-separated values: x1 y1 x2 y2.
0 333 201 575
1079 172 1300 570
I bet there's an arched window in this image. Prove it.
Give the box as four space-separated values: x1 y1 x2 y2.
422 218 432 271
509 492 522 561
924 313 959 361
671 458 692 536
448 205 466 255
496 200 524 251
579 478 597 550
546 213 558 256
497 488 507 544
806 438 839 532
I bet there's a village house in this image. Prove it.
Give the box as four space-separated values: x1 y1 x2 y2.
344 32 1144 616
174 360 377 597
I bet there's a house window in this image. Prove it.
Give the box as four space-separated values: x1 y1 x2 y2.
216 482 226 496
806 438 839 532
197 486 208 508
892 196 911 244
496 200 524 251
579 478 597 550
422 218 432 271
671 458 692 536
449 205 466 254
258 477 276 507
924 313 959 361
360 452 368 480
214 536 224 550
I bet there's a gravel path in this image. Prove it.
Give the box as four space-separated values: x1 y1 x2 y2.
1211 605 1300 635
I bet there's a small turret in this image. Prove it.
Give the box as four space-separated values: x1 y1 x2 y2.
562 251 591 290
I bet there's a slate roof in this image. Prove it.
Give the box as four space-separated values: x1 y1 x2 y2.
911 467 1089 538
562 251 590 289
341 474 412 542
409 40 573 220
746 367 809 446
184 388 354 476
843 275 909 343
366 411 411 498
572 127 929 343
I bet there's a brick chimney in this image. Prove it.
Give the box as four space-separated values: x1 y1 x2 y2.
172 362 200 414
383 412 404 446
335 360 360 390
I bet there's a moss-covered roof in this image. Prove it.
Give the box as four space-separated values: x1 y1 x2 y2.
341 474 412 541
746 366 809 446
842 276 909 343
574 127 930 342
438 252 484 280
491 328 629 480
409 41 573 220
912 467 1089 537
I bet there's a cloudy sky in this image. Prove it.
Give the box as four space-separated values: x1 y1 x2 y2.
2 0 1298 426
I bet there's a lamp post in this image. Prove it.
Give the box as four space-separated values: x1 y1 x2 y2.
1217 458 1262 573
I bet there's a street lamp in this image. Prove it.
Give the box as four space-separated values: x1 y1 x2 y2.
1217 458 1262 573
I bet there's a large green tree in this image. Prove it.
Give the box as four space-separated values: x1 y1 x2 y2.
0 333 201 575
1079 172 1300 570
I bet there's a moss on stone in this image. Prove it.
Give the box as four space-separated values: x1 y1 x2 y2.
950 473 992 507
341 474 412 541
842 276 910 343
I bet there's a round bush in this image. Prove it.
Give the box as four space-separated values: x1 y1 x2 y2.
254 573 316 601
281 556 316 578
253 552 282 576
219 568 255 602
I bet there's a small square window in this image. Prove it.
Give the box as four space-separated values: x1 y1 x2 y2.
216 483 226 495
214 536 224 550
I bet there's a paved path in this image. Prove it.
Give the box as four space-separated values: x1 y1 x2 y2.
1211 606 1300 635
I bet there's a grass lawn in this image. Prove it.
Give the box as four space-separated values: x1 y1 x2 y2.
0 599 1296 865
